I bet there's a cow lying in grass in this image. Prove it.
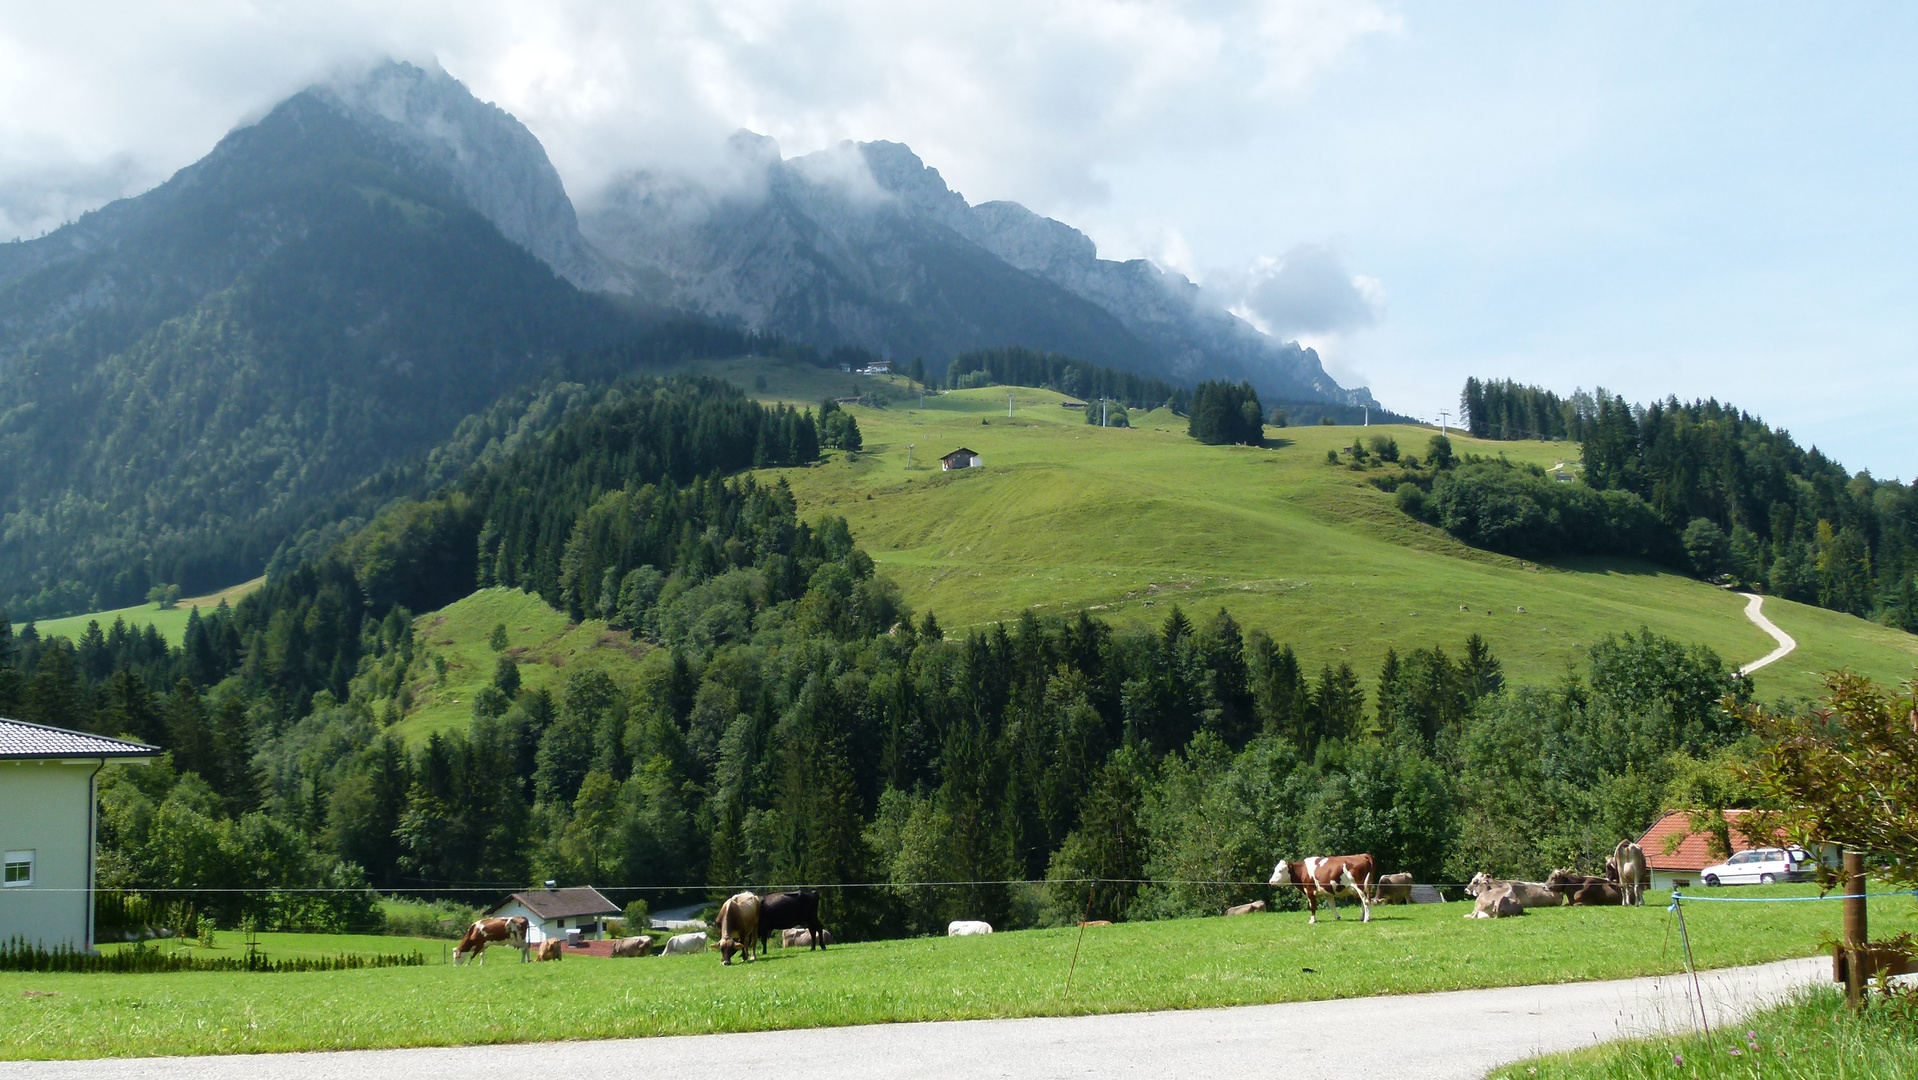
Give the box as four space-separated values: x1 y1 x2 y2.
1464 873 1560 918
453 916 529 965
782 928 833 948
1546 869 1624 906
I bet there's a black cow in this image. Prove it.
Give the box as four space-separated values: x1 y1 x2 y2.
757 889 826 952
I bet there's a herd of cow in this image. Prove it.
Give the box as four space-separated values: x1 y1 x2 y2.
1262 840 1653 922
449 841 1654 966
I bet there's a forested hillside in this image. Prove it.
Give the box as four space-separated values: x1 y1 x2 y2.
0 89 636 621
0 373 1771 940
1431 380 1918 630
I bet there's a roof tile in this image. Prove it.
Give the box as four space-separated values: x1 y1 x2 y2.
0 717 158 760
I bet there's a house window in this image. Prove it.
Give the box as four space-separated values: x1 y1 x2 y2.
3 851 32 887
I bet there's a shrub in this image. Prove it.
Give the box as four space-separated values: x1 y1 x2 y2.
377 897 480 939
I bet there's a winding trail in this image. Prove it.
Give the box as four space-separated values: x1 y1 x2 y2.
1737 593 1797 676
0 958 1826 1080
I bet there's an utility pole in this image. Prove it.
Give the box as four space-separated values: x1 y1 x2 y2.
1437 410 1450 436
905 444 913 469
1363 406 1369 427
1007 390 1015 418
1102 400 1108 428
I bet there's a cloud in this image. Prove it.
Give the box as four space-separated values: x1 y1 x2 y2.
1214 244 1381 338
0 0 1398 238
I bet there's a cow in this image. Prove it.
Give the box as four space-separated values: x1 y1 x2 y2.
782 928 834 948
453 916 530 966
756 889 827 953
661 932 708 955
1079 920 1112 927
1546 869 1624 907
1608 840 1650 906
1372 872 1417 906
717 892 762 966
1224 901 1266 917
948 920 993 936
534 939 564 962
1270 854 1377 924
609 935 654 958
1465 873 1560 910
1465 887 1526 919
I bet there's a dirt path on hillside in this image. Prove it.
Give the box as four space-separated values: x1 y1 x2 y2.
1738 593 1798 676
1 957 1825 1080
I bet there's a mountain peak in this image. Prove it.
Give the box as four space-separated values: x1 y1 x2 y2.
310 60 612 289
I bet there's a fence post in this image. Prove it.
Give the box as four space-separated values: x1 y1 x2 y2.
1842 849 1867 1007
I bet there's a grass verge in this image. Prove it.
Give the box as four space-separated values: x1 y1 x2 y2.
3 885 1912 1060
1491 987 1918 1079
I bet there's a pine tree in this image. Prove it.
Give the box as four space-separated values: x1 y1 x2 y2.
164 679 216 781
26 644 86 732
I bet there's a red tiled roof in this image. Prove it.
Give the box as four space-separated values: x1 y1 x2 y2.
1637 809 1784 871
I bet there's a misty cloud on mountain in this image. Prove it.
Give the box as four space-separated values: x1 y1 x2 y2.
1211 243 1380 339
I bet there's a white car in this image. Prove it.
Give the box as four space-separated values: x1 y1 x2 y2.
1700 847 1811 887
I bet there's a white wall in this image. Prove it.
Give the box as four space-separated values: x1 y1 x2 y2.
0 760 97 950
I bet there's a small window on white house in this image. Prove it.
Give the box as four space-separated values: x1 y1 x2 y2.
2 851 32 887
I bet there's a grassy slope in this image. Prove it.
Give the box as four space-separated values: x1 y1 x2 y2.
1492 989 1917 1079
389 587 655 746
30 578 265 647
756 387 1918 701
3 885 1910 1060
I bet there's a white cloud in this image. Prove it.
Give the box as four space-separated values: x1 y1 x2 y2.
0 0 1399 237
1212 243 1381 338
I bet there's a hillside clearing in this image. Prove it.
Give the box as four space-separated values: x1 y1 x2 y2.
2 884 1907 1060
30 578 264 646
761 387 1918 700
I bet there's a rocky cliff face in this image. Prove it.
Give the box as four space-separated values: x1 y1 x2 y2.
316 61 622 292
582 134 1372 405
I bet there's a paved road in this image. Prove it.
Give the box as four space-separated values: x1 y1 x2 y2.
2 957 1823 1080
1737 593 1798 676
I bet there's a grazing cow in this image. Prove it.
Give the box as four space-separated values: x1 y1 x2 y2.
756 889 827 953
1224 901 1267 917
1079 920 1112 927
1608 840 1650 906
1372 872 1417 906
948 921 993 936
661 932 708 955
717 892 762 966
782 928 834 948
1270 854 1378 924
534 939 564 962
609 935 654 958
453 916 530 966
1465 873 1560 910
1465 887 1527 919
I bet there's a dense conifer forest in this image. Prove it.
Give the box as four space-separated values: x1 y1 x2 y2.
1430 381 1918 630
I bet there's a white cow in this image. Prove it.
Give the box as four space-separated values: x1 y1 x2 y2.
661 931 708 955
947 920 993 936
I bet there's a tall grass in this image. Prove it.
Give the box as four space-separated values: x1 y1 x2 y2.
1492 987 1918 1079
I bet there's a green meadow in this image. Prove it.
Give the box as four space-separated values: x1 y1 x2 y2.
30 578 263 647
758 386 1918 702
3 885 1910 1060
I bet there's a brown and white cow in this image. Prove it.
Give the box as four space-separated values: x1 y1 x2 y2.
453 916 530 966
1270 854 1377 924
1371 872 1417 905
717 891 761 966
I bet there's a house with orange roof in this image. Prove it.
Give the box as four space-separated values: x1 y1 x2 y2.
1636 809 1788 890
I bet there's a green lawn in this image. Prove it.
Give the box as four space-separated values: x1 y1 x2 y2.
4 885 1911 1060
759 389 1918 701
31 578 264 646
1492 988 1918 1079
390 587 658 745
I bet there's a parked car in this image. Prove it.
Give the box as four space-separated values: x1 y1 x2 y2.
1700 846 1812 887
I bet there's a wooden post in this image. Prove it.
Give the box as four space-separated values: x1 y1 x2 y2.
1843 849 1867 1007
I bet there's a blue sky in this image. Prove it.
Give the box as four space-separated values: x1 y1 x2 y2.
3 2 1912 476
